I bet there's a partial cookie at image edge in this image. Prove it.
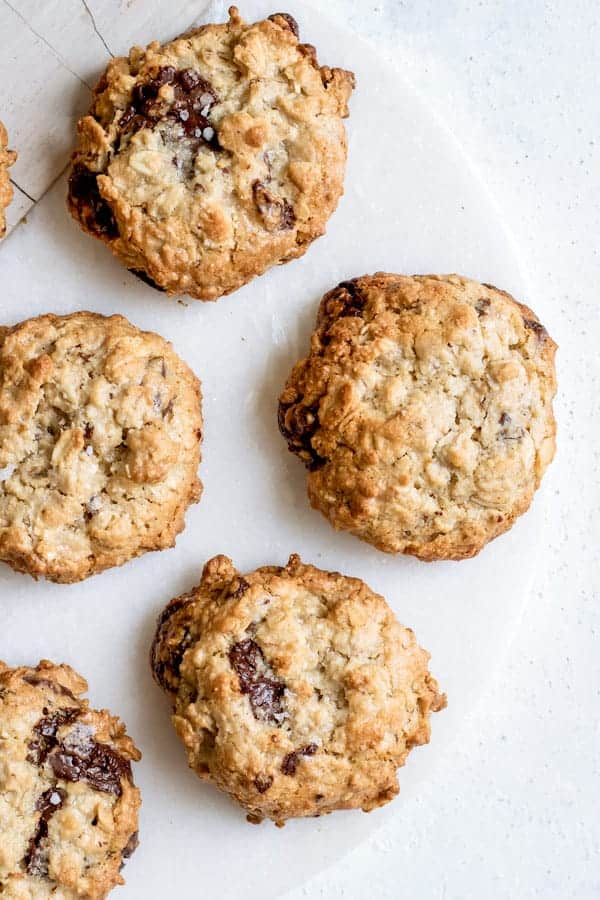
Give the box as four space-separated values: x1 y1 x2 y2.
0 121 17 238
0 658 141 898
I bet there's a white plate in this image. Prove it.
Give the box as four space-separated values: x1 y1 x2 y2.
0 2 544 897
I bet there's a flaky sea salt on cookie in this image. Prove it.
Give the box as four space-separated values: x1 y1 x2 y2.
0 121 17 238
278 273 557 560
0 312 202 582
67 7 355 300
151 554 445 825
0 659 141 898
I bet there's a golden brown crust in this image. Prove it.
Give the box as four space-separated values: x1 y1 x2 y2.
152 554 445 824
0 312 202 583
278 273 557 560
0 660 141 898
66 7 355 300
0 121 17 238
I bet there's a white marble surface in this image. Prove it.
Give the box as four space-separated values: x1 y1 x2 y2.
283 2 600 899
0 1 598 898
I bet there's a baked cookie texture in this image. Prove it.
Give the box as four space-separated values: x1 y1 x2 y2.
0 660 141 899
151 554 445 825
67 7 355 300
0 312 202 583
278 273 557 560
0 121 17 238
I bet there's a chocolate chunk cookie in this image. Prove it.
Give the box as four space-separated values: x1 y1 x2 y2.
0 121 17 238
0 660 141 898
278 273 557 560
67 7 355 300
0 312 202 582
151 554 445 825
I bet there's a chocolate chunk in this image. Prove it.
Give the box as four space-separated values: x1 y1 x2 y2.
252 180 296 231
253 774 274 794
499 412 511 426
522 317 547 339
49 741 132 796
319 279 367 323
130 269 167 292
119 831 140 870
229 639 287 725
268 12 299 37
28 707 81 766
68 164 118 238
119 66 219 150
476 297 491 316
229 577 250 599
277 400 326 471
23 786 66 877
35 786 67 817
151 593 197 693
122 831 139 859
281 743 317 776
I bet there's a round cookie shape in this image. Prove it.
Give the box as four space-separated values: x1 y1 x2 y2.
67 7 355 300
0 659 141 898
0 121 17 238
0 312 202 582
278 273 557 560
151 554 445 825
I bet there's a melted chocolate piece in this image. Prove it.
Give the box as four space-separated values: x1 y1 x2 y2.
130 269 167 292
319 279 367 323
476 297 491 316
499 412 511 426
253 774 274 794
252 181 296 231
23 787 66 877
122 831 139 858
151 593 197 693
49 740 132 796
119 66 219 149
229 639 286 725
268 12 299 37
277 401 326 471
120 831 140 870
281 743 317 776
68 164 118 238
229 577 250 600
28 707 81 766
522 317 547 339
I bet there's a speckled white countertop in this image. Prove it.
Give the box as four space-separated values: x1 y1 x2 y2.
284 2 600 898
1 2 598 898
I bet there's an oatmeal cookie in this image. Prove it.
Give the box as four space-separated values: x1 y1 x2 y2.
0 312 202 582
67 7 355 300
0 659 141 898
151 553 445 825
278 273 557 560
0 121 17 238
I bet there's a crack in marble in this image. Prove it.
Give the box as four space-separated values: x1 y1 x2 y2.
10 179 36 203
80 0 115 58
2 0 93 90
